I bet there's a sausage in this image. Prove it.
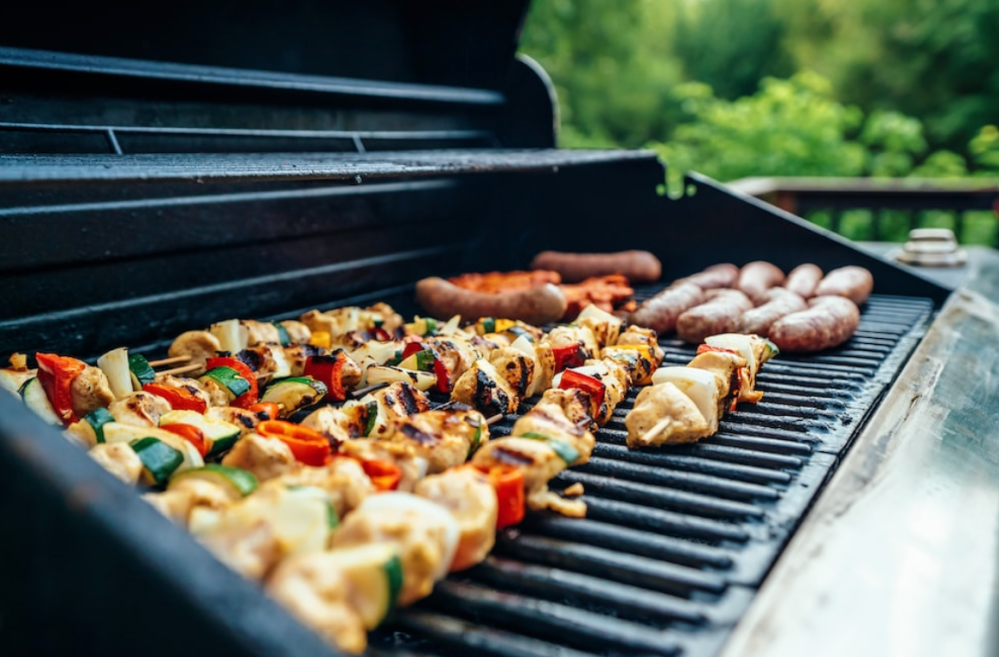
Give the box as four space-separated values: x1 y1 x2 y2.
676 289 754 343
628 282 704 334
815 266 874 305
737 288 807 336
737 261 785 304
530 250 662 283
784 264 823 299
768 296 860 352
678 263 740 290
415 277 567 325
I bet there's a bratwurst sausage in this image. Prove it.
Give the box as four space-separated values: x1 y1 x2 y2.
737 288 807 336
815 266 874 305
628 282 704 334
530 250 662 283
768 296 860 352
678 263 740 290
676 289 754 343
737 261 785 303
783 264 823 299
416 277 567 325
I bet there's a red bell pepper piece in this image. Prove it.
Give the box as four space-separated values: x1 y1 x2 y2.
248 402 281 420
370 327 393 342
35 353 87 425
303 353 348 402
401 342 452 393
551 344 585 373
160 423 208 457
558 368 606 418
256 420 331 466
475 464 525 529
359 459 402 491
142 383 208 414
205 357 258 409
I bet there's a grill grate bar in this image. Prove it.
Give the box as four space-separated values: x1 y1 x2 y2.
576 457 781 500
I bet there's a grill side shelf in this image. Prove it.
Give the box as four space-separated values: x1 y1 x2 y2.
374 293 934 657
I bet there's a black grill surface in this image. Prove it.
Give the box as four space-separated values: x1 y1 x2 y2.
371 292 934 657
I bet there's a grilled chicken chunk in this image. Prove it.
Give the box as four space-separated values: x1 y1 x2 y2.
222 434 297 482
686 350 746 403
88 442 142 485
576 304 623 349
267 553 371 655
196 517 280 581
545 325 599 361
511 400 595 464
153 373 213 408
68 365 115 418
275 459 374 519
450 359 519 417
602 346 658 386
301 404 367 442
331 493 459 606
340 438 425 493
383 408 489 474
626 382 710 447
240 319 313 346
616 326 665 365
206 405 263 436
488 347 536 399
540 387 598 432
359 383 432 439
168 330 221 373
471 436 581 516
108 391 172 427
423 336 482 382
145 476 242 525
415 467 497 571
650 367 724 435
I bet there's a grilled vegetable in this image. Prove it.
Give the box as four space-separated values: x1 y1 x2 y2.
169 464 258 498
84 407 115 443
97 347 133 399
260 377 327 417
159 409 242 456
364 365 436 392
205 357 259 409
322 544 404 630
256 420 331 466
142 383 209 414
19 377 62 425
127 354 156 390
131 437 185 487
35 353 87 425
102 422 204 472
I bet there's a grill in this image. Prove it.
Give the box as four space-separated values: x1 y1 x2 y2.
0 2 975 656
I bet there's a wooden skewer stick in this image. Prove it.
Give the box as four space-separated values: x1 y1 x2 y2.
156 363 203 377
351 382 389 398
639 416 673 446
147 355 192 367
485 414 504 426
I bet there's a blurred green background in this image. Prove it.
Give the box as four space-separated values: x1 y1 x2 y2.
518 0 999 244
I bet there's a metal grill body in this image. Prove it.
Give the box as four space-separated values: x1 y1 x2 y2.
376 293 934 657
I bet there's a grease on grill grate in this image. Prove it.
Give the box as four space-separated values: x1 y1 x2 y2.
371 293 933 657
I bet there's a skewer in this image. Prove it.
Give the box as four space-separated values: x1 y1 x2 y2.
156 363 203 377
147 355 192 367
639 416 673 446
351 382 389 398
485 413 504 426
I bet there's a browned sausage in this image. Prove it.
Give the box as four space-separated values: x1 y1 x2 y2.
737 261 785 304
628 282 704 334
678 263 740 290
768 296 860 352
530 250 662 283
676 289 754 343
415 277 567 325
815 266 874 305
783 264 823 299
737 288 807 336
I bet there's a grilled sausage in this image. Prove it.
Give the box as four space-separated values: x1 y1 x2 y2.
679 263 740 290
530 250 662 283
415 277 567 325
737 288 807 336
628 282 704 334
737 261 785 303
815 266 874 305
783 264 823 299
768 296 860 352
676 289 754 343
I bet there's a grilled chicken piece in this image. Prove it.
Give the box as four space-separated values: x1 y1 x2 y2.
282 344 328 378
196 517 280 581
511 400 595 463
626 382 710 448
222 434 297 482
241 320 284 346
576 304 623 349
197 375 235 407
423 336 482 382
382 408 490 474
540 387 598 432
616 326 665 365
566 358 629 425
108 391 172 427
153 373 213 408
450 359 519 417
546 325 599 361
275 458 374 519
234 343 294 380
526 341 556 397
340 439 424 492
331 493 459 606
702 334 778 403
68 365 115 418
89 442 142 485
206 405 263 436
143 490 198 524
301 404 367 442
650 367 724 435
366 302 404 333
602 346 658 386
359 383 432 439
686 350 747 403
415 467 497 571
145 477 241 525
267 553 370 655
471 436 583 516
488 347 536 399
301 304 401 340
168 330 221 373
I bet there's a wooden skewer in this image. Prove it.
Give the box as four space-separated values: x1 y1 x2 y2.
147 355 192 367
351 382 389 398
640 416 673 446
156 363 203 377
485 413 504 426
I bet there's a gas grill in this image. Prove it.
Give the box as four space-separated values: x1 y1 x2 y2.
2 3 998 657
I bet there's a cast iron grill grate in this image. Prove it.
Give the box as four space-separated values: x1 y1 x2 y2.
370 292 933 657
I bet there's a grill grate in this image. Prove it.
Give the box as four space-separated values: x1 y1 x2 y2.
371 292 933 657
